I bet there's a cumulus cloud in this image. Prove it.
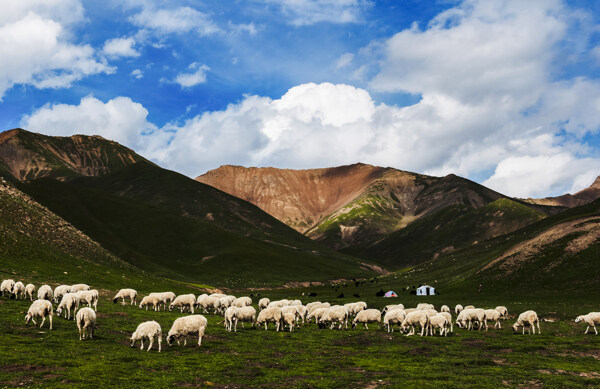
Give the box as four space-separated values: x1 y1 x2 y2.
174 63 210 88
20 95 157 148
129 6 220 36
102 37 140 58
130 69 143 79
259 0 373 26
0 0 113 99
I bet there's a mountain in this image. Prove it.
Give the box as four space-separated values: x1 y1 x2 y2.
0 129 378 287
524 176 600 208
197 164 552 249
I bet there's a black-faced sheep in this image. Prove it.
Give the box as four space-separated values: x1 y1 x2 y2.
113 289 138 306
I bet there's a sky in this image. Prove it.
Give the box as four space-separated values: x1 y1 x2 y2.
1 0 600 198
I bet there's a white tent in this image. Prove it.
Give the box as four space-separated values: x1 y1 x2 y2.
416 285 435 296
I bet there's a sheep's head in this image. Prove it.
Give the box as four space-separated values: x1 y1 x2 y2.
574 316 584 323
25 313 31 325
56 307 63 316
512 323 519 333
113 298 118 304
166 335 176 346
168 304 174 312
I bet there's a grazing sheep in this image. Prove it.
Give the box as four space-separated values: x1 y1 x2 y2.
232 296 252 308
436 312 453 333
37 285 53 301
233 306 257 331
383 309 406 333
320 306 349 330
197 295 218 313
255 307 283 331
12 281 25 300
417 303 434 310
113 289 138 306
440 305 450 313
382 304 404 315
76 290 99 311
513 310 540 335
170 294 196 314
267 299 290 308
403 308 417 315
281 311 297 332
455 304 464 315
139 295 161 311
25 284 36 301
307 307 328 325
456 309 487 331
484 309 502 329
428 315 449 336
149 292 176 310
495 306 508 319
307 302 330 314
25 300 53 330
305 301 322 312
401 311 429 337
281 306 301 325
215 296 234 314
289 299 302 306
56 293 79 320
1 279 15 297
224 306 238 332
130 321 162 352
344 302 367 317
295 305 308 325
76 307 96 340
575 312 600 335
352 309 382 330
167 315 208 347
464 305 475 310
53 285 71 304
258 298 270 311
70 284 90 293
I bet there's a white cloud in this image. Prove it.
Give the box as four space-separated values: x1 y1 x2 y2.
102 37 140 58
130 69 143 79
129 6 220 36
174 63 210 88
20 95 157 148
335 53 354 69
0 1 113 99
259 0 373 26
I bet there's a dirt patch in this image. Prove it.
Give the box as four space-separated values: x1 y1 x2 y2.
359 262 390 275
539 369 600 378
408 347 432 356
0 364 62 373
461 338 486 348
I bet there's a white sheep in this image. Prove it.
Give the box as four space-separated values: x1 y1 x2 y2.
295 305 308 325
37 285 53 301
281 311 297 332
428 315 449 336
76 307 96 340
464 305 475 310
25 299 53 330
281 306 301 326
76 290 99 311
305 301 322 312
383 309 406 333
25 284 36 301
345 302 367 316
169 294 196 314
113 289 138 306
484 309 502 329
215 296 234 314
139 295 161 311
196 294 215 313
233 306 257 331
382 304 404 315
352 309 382 330
224 306 237 332
70 284 90 293
149 292 176 310
440 305 450 313
417 303 434 310
307 307 328 325
456 309 487 331
258 297 270 311
320 306 348 330
400 311 429 336
167 315 208 347
403 308 417 315
0 279 15 297
53 285 71 304
56 293 79 320
495 306 508 319
289 299 302 306
307 302 330 314
12 281 25 300
232 296 252 308
255 307 283 331
575 312 600 335
436 312 453 333
455 304 464 315
513 310 540 335
267 299 290 308
130 321 162 352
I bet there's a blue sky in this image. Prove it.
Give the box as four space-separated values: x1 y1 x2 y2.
1 0 600 198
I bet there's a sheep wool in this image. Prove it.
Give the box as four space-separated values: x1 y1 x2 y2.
512 310 540 335
76 307 96 340
167 315 208 347
37 285 53 302
113 289 138 306
25 299 53 330
575 312 600 335
130 321 162 352
25 284 36 301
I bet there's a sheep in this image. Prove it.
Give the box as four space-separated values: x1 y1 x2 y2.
233 306 257 331
440 305 450 313
37 285 53 301
417 303 434 310
167 315 208 347
382 304 404 315
484 309 502 329
258 298 270 311
289 299 302 306
464 305 475 310
495 306 508 319
436 312 453 333
512 310 540 335
224 306 237 332
255 307 283 331
305 301 322 312
352 309 382 330
56 293 79 320
197 294 218 313
12 281 25 300
295 305 308 325
267 299 290 308
130 321 162 352
214 296 234 314
307 307 329 325
307 302 330 314
281 311 297 332
139 295 161 311
428 315 449 336
113 289 138 306
149 292 176 310
70 284 90 293
575 312 600 335
281 306 301 326
320 306 349 330
456 309 487 331
76 290 99 311
232 296 252 308
53 285 71 304
1 279 15 297
455 304 464 315
344 302 367 316
401 311 429 336
25 300 53 330
403 308 417 315
76 307 96 340
169 294 196 314
383 309 406 333
209 293 226 298
25 284 36 301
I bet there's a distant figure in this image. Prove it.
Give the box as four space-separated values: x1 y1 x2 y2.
478 284 482 293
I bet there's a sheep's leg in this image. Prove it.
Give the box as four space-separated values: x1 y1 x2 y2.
158 336 162 352
148 337 154 351
593 324 598 335
140 339 144 350
585 325 590 334
365 323 369 330
536 321 541 335
40 317 46 328
198 332 203 346
184 338 187 346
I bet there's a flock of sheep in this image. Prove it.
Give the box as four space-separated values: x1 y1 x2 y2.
2 279 599 353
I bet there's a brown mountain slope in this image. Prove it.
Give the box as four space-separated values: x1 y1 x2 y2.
524 176 600 208
0 128 146 181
